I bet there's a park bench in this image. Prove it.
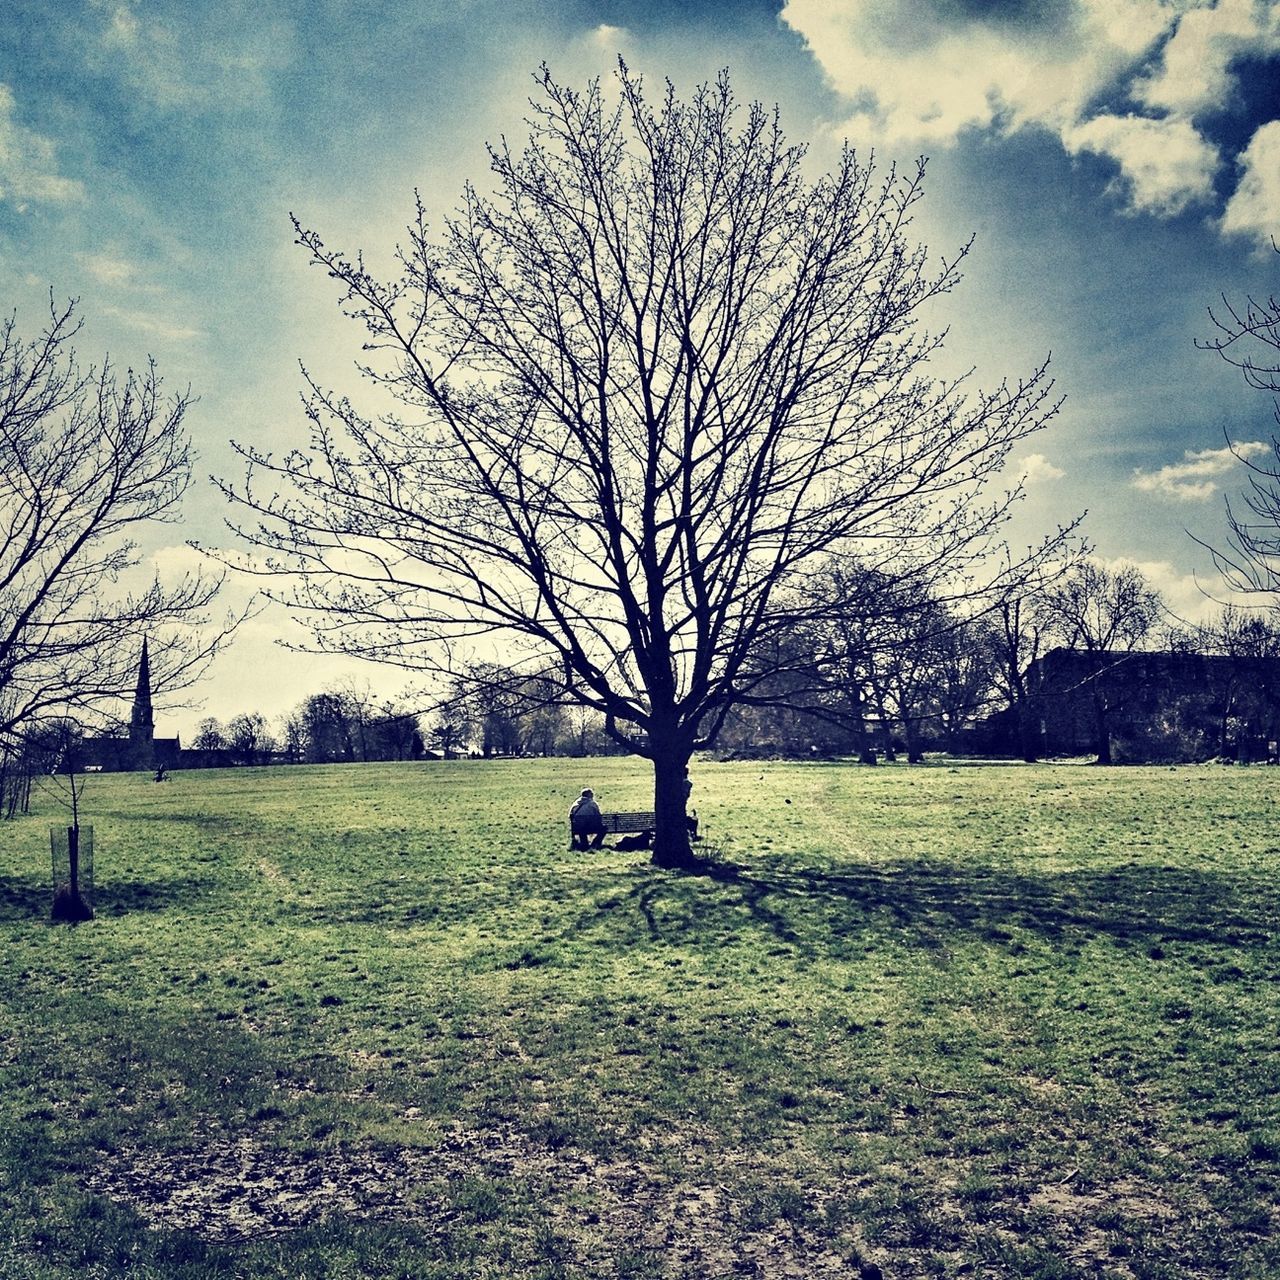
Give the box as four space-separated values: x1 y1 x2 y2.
599 811 657 837
567 810 700 845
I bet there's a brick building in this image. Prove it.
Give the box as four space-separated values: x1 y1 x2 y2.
977 647 1280 763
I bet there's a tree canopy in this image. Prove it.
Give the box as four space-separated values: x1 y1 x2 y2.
226 66 1066 865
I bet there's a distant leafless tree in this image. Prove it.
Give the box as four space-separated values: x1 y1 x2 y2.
561 703 612 758
986 593 1052 761
278 684 420 762
1040 561 1162 654
0 298 233 757
1209 602 1280 657
927 613 1002 750
193 717 226 753
372 701 423 760
278 711 305 763
714 616 866 760
224 67 1066 866
297 690 357 763
864 588 962 763
1038 560 1164 763
522 680 567 757
1180 604 1280 757
788 566 988 762
226 711 271 765
722 576 1017 759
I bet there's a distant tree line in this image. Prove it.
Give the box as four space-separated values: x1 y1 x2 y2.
9 554 1277 798
85 557 1280 775
0 554 1272 803
713 558 1280 762
191 674 627 765
192 684 423 766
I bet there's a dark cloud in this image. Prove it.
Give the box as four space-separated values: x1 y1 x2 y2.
846 0 1076 58
927 0 1072 32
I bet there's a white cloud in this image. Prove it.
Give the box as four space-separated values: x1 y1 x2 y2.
591 24 629 50
1135 0 1280 117
1062 114 1218 216
1020 452 1065 483
0 83 83 207
1131 440 1271 499
98 4 198 110
78 252 140 286
101 303 203 342
104 2 140 44
1221 120 1280 248
779 0 1181 144
778 0 1280 229
91 1 293 113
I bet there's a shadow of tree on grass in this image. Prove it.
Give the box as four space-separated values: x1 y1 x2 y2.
575 857 1277 959
0 874 223 922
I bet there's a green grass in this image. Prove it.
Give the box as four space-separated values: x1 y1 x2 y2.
2 757 1279 1278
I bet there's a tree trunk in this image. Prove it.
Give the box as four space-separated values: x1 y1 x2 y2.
846 672 876 764
1093 693 1112 765
68 825 81 899
51 823 93 923
1218 682 1237 758
1017 699 1040 763
650 742 696 869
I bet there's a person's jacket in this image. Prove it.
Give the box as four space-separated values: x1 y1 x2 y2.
570 796 601 823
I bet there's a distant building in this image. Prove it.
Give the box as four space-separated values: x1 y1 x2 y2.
973 647 1280 763
81 640 183 773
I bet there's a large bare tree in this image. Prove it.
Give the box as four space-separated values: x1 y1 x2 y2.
0 297 230 759
225 67 1063 866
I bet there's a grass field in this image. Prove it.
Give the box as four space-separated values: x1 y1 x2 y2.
1 757 1278 1279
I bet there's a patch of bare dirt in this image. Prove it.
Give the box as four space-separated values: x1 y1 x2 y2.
85 1126 1229 1277
255 859 287 887
1024 1173 1187 1278
85 1126 866 1276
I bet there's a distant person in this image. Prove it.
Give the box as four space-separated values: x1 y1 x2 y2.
569 788 605 850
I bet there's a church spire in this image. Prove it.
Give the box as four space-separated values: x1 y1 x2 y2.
129 638 154 745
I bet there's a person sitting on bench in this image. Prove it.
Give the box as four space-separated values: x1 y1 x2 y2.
569 788 606 850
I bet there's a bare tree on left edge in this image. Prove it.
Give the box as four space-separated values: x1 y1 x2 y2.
0 297 235 756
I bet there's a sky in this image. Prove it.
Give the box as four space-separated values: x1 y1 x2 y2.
2 0 1279 739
